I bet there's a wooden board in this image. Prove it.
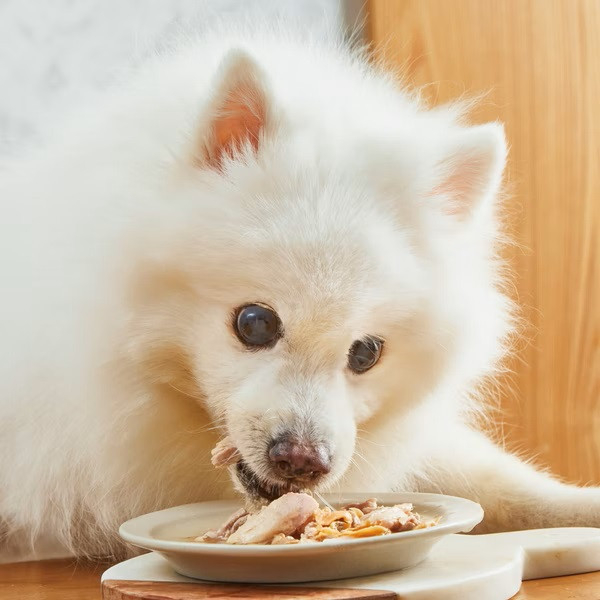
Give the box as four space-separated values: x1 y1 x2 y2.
367 0 600 485
102 580 394 599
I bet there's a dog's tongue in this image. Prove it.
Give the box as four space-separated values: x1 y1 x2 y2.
211 436 240 468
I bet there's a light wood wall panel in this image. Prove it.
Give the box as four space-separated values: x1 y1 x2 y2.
367 0 600 483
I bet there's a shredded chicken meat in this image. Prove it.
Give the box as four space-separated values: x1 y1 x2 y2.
194 492 438 545
210 437 240 468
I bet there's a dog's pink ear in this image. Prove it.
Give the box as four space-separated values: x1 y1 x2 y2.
199 50 271 170
433 123 507 217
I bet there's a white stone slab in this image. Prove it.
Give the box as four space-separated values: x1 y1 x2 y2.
102 527 600 599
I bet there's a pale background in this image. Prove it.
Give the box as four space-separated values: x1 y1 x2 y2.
0 0 363 156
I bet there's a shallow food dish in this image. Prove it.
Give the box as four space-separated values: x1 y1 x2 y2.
119 492 484 583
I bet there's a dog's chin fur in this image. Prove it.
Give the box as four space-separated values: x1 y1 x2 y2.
233 461 301 504
5 20 597 562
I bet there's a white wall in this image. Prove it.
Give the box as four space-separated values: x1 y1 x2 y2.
0 0 363 155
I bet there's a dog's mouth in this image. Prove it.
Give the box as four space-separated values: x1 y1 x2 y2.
235 460 308 502
215 435 331 502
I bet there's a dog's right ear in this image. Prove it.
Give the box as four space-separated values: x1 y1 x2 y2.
195 50 273 171
431 123 507 219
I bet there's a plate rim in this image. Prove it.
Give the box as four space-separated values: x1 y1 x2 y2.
119 492 484 555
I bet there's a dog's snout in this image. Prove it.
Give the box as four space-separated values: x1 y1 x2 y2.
268 436 331 479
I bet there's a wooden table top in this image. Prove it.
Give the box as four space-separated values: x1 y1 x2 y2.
2 559 600 599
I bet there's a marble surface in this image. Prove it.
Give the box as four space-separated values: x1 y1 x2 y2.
102 528 600 600
0 0 360 156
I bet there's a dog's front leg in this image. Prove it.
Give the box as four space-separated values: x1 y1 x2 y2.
413 426 600 532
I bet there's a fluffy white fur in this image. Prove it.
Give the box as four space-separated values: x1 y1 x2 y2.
1 23 599 560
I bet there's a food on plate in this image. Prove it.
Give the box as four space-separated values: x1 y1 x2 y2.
210 436 240 468
226 493 318 544
194 492 438 545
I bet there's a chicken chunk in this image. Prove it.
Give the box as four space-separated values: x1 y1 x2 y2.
227 492 318 544
361 503 420 532
342 498 378 514
196 507 249 542
270 533 300 545
211 437 240 468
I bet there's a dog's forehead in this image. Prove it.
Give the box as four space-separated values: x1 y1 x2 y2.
200 166 427 329
242 205 423 327
252 205 383 281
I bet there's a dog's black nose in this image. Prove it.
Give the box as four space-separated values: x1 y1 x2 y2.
268 436 331 479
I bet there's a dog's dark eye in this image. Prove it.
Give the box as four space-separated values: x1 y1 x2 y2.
235 304 281 348
347 336 384 374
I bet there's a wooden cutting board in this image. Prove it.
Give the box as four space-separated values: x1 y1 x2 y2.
102 527 600 599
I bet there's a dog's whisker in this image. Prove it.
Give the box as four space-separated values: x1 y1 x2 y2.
351 448 377 476
355 433 386 448
167 382 200 401
314 490 335 511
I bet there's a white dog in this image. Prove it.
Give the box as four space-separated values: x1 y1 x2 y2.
1 23 598 560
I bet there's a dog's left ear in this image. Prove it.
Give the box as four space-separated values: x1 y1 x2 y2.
433 123 507 218
197 50 273 170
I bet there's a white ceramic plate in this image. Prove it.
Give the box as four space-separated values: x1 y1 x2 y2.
119 492 483 583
